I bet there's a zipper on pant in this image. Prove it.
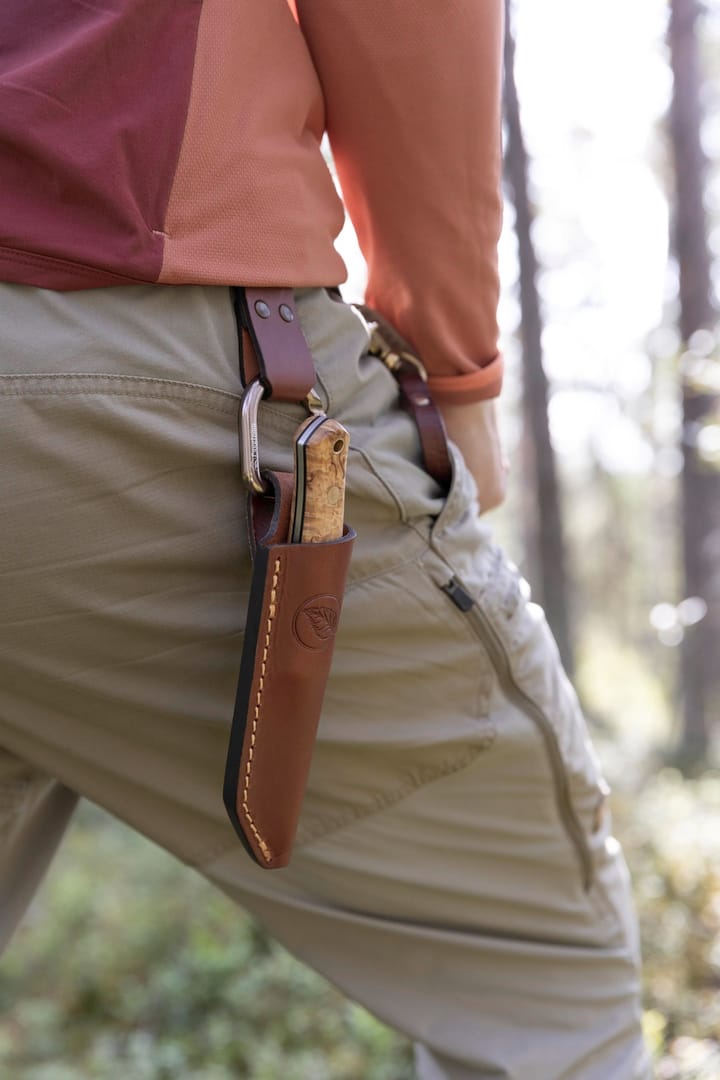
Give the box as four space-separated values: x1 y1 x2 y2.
441 577 594 891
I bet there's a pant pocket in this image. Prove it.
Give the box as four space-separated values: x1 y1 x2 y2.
294 556 498 848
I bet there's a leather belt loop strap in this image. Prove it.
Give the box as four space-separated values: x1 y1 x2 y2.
232 286 316 402
389 359 453 495
359 304 453 495
246 471 295 557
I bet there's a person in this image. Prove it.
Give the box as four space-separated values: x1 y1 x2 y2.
0 2 649 1076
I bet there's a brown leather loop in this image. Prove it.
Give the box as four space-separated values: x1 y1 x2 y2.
247 470 295 553
233 287 316 403
392 359 453 494
359 304 453 494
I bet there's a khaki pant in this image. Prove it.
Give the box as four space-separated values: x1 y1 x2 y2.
0 283 649 1079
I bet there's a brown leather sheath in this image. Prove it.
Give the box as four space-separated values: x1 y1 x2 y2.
224 472 354 868
223 288 355 869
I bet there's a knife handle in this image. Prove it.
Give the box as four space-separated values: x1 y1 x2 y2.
295 417 349 543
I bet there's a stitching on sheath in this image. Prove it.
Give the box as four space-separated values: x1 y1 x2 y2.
242 555 282 862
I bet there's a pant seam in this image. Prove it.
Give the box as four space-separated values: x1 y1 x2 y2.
0 389 237 418
0 373 240 412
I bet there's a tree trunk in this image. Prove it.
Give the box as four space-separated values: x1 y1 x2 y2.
502 0 575 676
667 0 720 762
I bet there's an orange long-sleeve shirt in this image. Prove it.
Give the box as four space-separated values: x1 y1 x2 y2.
0 0 504 402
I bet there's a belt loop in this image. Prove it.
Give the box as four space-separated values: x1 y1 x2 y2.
232 287 316 403
360 304 453 494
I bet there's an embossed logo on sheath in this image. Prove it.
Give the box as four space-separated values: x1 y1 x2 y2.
293 594 340 650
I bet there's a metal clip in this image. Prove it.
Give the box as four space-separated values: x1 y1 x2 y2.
367 324 428 382
305 387 324 415
239 378 267 493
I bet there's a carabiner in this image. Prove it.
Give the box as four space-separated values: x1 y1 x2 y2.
240 379 327 494
239 378 267 493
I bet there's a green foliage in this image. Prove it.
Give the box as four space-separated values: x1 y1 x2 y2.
0 805 413 1080
615 771 720 1077
572 626 720 1074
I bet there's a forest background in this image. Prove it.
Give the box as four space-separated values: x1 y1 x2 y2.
1 0 719 1077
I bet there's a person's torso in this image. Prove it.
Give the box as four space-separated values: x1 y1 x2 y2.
0 0 346 291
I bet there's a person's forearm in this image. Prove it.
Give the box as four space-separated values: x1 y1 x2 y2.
295 0 505 404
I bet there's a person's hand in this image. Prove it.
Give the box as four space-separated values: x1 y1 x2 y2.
437 398 508 513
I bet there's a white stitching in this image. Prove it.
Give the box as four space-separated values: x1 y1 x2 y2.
241 555 281 862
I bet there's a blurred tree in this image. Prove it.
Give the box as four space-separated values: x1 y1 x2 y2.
667 0 720 762
502 0 574 675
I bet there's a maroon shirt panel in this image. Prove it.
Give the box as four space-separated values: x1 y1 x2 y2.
0 0 203 283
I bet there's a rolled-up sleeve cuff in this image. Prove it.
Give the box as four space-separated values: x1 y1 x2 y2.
427 352 504 404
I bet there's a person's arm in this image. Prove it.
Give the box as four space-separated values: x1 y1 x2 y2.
294 1 506 506
293 0 504 402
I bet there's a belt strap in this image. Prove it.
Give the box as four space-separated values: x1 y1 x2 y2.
360 305 453 494
233 287 315 402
